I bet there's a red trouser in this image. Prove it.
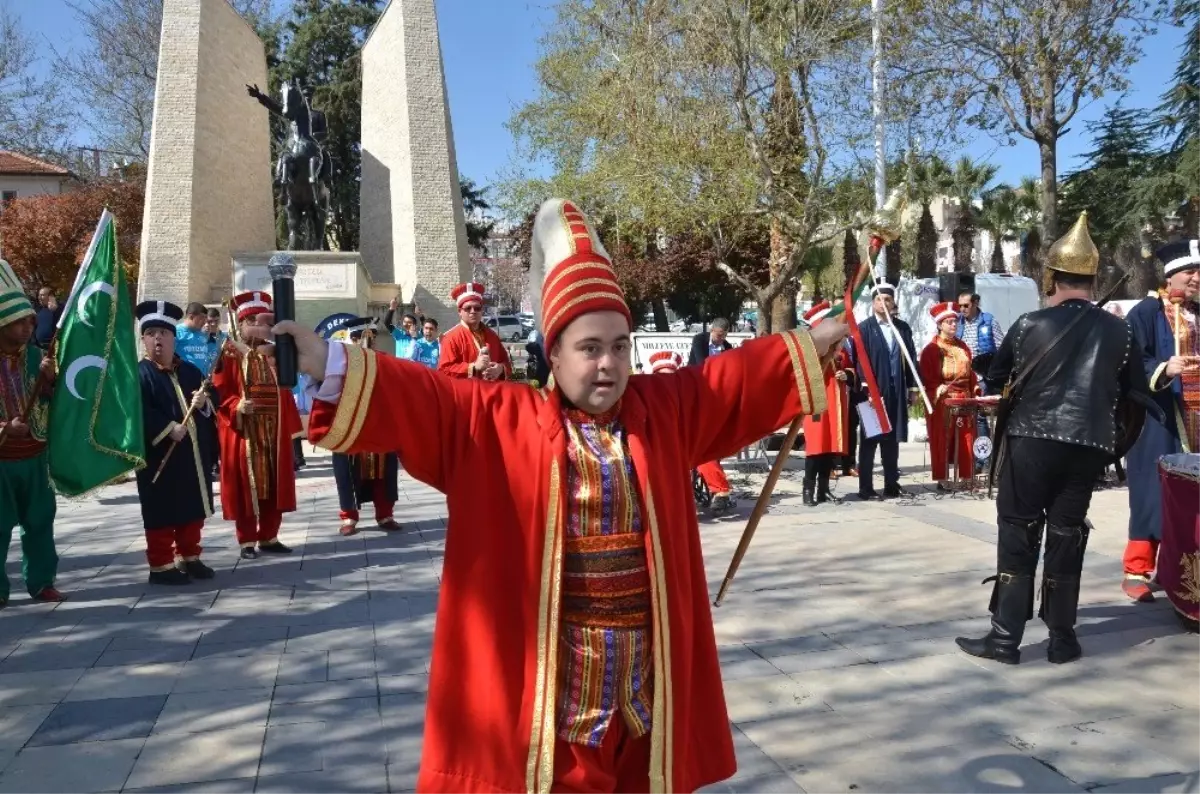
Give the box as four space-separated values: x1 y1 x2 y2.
338 479 394 522
1123 539 1160 577
234 503 283 547
697 460 731 497
552 718 650 793
145 521 203 571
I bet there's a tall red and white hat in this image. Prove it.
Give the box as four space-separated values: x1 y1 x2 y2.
231 290 272 322
648 350 683 374
930 301 957 325
528 199 632 351
803 300 833 327
451 282 485 310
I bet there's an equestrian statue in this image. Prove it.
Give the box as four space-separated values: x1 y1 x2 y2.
246 80 333 251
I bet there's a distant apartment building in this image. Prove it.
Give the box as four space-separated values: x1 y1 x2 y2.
0 151 72 213
926 196 1022 274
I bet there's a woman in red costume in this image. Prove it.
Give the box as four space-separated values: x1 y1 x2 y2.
919 301 979 488
284 199 847 794
801 301 854 506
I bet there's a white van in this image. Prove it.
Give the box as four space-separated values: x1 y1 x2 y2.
855 274 1040 344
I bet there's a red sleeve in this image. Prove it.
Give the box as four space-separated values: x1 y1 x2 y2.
665 330 829 467
437 329 473 378
308 347 478 491
919 343 942 400
212 350 244 431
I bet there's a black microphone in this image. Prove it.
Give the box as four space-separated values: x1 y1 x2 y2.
268 253 298 388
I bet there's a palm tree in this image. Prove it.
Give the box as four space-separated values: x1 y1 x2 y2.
979 185 1020 273
903 155 951 276
945 157 999 273
1012 177 1044 281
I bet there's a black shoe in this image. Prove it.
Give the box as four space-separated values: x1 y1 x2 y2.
803 481 818 507
1047 630 1082 664
857 489 879 501
240 547 259 560
883 485 909 499
258 541 293 554
816 489 842 505
711 495 733 515
180 559 215 580
1040 524 1088 665
955 634 1020 665
149 568 191 586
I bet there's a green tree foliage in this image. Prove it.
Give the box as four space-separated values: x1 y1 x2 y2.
1061 106 1164 295
460 177 495 250
906 0 1163 251
270 0 382 251
944 157 998 272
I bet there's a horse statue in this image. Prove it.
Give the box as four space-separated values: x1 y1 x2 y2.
246 80 333 251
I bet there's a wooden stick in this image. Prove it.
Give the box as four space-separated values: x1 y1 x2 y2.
714 414 804 607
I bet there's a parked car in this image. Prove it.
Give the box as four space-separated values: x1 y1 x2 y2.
485 315 527 341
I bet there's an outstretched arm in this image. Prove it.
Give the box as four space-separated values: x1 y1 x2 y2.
668 328 837 467
246 84 283 116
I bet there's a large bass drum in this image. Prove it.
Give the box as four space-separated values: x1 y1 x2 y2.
1158 453 1200 633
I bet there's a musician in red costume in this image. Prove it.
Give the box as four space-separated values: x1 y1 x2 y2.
436 281 512 380
919 301 980 488
801 301 854 506
647 350 682 374
284 198 846 794
213 291 301 559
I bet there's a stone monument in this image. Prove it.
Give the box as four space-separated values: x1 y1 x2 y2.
137 0 275 307
360 0 473 332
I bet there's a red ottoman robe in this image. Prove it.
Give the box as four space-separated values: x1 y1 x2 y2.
802 348 853 456
213 345 303 519
308 330 828 793
437 323 512 379
919 335 979 482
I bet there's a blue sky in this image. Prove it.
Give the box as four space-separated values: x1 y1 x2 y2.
9 0 1185 202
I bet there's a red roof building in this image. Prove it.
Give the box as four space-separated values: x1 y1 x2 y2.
0 151 72 211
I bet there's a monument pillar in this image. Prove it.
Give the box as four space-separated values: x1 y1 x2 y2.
137 0 275 307
360 0 472 333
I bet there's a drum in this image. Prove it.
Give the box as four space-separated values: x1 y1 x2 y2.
1158 453 1200 632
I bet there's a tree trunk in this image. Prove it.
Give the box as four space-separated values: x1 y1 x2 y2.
651 298 669 331
756 293 773 335
842 228 861 285
989 240 1005 273
885 239 902 287
953 221 974 273
1039 137 1059 256
1022 228 1043 285
916 204 937 278
768 217 796 332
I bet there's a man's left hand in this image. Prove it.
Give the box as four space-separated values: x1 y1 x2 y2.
39 356 56 382
273 321 329 382
808 316 849 358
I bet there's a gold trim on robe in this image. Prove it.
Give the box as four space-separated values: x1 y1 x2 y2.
781 330 828 418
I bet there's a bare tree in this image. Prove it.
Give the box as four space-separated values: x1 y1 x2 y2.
54 0 277 158
0 7 70 158
907 0 1163 248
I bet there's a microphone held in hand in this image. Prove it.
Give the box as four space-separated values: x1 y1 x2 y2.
268 253 299 388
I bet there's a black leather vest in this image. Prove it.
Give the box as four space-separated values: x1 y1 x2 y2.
1003 300 1135 455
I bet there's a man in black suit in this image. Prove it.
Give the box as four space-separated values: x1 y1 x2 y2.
688 317 733 366
688 317 736 513
851 284 919 499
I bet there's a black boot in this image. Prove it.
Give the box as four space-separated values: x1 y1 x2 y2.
149 568 191 586
179 559 216 580
803 458 818 507
1040 523 1089 664
816 462 841 505
955 571 1035 665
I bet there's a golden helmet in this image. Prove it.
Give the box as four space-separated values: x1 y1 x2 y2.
1042 211 1099 295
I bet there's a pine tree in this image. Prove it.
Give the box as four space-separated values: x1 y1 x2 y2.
271 0 383 251
916 205 938 278
1157 0 1199 155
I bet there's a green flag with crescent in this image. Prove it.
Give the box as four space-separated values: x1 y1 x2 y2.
48 210 145 496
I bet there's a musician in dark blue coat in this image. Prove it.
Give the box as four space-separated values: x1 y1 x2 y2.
1121 239 1200 602
851 283 919 499
135 301 217 585
332 317 401 536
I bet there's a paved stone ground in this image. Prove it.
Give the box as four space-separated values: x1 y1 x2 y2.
0 442 1195 793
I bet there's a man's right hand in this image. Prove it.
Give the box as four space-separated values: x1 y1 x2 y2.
474 350 491 371
1164 355 1199 379
273 320 329 382
808 316 849 358
389 297 399 311
168 423 189 443
1 419 28 439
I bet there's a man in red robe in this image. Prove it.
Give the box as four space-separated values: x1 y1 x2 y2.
801 301 854 506
436 281 512 380
213 291 301 559
283 199 846 793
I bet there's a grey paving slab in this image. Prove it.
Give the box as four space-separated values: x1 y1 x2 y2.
0 737 145 793
1090 773 1200 793
0 443 1189 793
123 778 258 794
28 694 166 746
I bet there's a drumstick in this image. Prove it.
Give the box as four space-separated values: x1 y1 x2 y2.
1169 289 1186 358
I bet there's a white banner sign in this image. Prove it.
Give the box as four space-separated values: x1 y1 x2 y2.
630 332 753 370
